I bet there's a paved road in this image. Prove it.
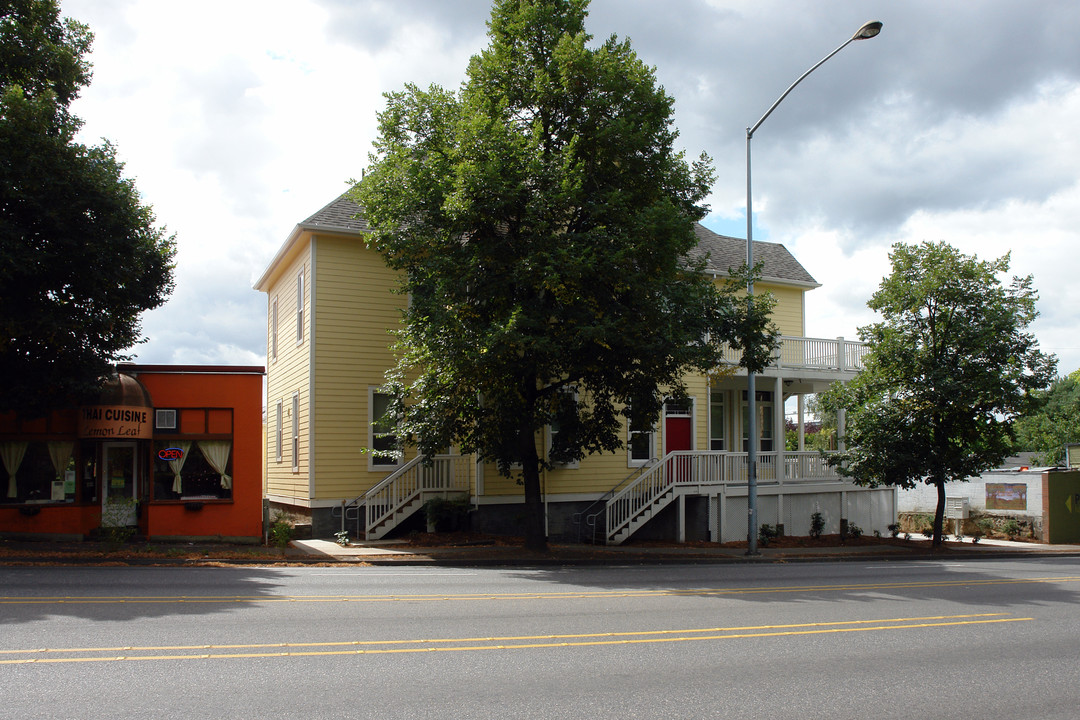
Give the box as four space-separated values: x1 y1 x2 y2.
2 558 1079 719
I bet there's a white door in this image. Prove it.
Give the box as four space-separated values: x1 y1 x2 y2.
102 442 138 526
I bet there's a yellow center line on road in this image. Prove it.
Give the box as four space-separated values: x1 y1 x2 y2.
1 575 1078 605
0 614 1031 665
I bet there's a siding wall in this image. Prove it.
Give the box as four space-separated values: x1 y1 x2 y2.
762 283 805 337
311 235 407 500
261 230 812 505
265 240 312 501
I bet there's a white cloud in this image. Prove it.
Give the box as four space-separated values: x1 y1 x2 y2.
55 0 1080 379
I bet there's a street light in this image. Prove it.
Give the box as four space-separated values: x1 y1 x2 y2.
744 20 882 555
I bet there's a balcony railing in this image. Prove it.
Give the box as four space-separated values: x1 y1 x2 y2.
720 336 866 373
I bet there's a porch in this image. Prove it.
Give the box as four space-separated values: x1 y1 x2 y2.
597 449 891 545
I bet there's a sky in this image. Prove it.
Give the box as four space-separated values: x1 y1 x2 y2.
59 0 1080 376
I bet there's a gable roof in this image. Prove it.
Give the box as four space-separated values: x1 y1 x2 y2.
299 192 370 234
689 224 818 288
257 193 818 292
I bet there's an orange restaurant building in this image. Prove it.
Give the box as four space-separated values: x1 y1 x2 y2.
0 364 264 542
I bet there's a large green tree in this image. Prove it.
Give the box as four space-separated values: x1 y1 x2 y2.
1013 369 1080 465
0 0 175 416
356 0 775 551
822 242 1055 547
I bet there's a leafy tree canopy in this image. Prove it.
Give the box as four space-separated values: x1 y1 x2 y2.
356 0 776 550
822 241 1055 546
1012 369 1080 465
0 0 175 416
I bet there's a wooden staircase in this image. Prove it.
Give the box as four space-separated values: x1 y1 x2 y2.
336 454 472 540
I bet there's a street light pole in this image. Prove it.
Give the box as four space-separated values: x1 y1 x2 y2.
744 20 882 555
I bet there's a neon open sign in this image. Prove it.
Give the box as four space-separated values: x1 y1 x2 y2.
158 447 185 461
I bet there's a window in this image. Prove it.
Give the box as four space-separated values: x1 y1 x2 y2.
272 297 280 362
291 393 300 472
0 440 77 504
369 389 400 468
709 394 725 451
152 440 233 501
296 269 304 344
275 400 283 463
741 390 774 452
628 425 655 466
155 409 178 432
547 389 579 468
626 404 655 467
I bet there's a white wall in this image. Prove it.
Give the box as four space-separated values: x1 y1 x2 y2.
896 469 1045 518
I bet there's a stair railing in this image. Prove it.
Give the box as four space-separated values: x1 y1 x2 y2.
605 451 727 544
571 458 658 543
365 454 471 537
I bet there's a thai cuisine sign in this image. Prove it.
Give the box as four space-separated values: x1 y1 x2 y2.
985 483 1027 511
78 406 152 439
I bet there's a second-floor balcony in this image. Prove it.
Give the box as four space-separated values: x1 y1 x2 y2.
719 335 867 376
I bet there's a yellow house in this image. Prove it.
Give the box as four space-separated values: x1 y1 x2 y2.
255 194 894 543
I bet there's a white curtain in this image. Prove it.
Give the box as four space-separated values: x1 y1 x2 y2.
169 441 192 494
1 442 28 499
47 441 74 479
199 440 232 490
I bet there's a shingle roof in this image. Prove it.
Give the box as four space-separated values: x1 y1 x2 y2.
688 223 818 287
299 192 370 233
298 194 817 287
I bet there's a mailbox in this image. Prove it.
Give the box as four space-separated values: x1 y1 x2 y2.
945 496 969 519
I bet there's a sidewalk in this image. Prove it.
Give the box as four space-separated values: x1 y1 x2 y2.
1 534 1077 567
289 535 1080 566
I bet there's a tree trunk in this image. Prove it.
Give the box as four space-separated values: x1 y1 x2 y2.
932 478 946 548
518 417 548 553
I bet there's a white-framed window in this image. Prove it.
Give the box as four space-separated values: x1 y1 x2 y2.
296 268 304 344
368 388 400 469
709 392 725 451
627 423 655 467
270 297 278 361
546 389 579 469
275 400 283 463
741 390 774 452
291 393 300 472
155 408 178 432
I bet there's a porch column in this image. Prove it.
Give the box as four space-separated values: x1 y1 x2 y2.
775 375 785 482
797 394 805 451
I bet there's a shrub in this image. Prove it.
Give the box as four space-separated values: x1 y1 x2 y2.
848 523 863 539
758 523 779 547
809 512 825 540
1002 519 1021 540
268 511 294 548
887 523 900 538
423 493 471 532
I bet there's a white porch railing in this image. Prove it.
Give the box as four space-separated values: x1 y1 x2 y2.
604 450 841 544
720 336 866 373
364 454 471 538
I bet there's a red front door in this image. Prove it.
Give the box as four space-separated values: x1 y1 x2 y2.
664 414 692 483
665 416 692 453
